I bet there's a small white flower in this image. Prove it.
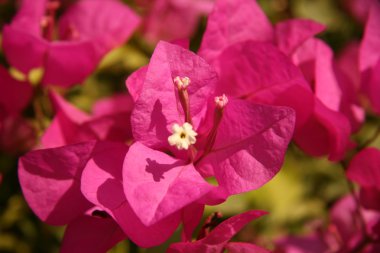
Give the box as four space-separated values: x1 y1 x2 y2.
173 76 191 90
168 122 197 150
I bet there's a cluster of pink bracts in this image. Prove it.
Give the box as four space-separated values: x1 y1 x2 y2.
1 0 380 252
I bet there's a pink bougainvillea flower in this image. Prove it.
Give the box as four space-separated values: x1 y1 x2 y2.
275 195 380 253
2 0 140 87
289 37 356 160
336 42 361 98
347 148 380 211
328 195 380 252
137 0 214 42
18 141 128 252
80 140 194 247
335 42 365 132
126 41 295 227
0 66 35 154
19 141 98 226
198 0 355 161
167 210 269 253
41 92 134 148
359 1 380 114
19 139 202 249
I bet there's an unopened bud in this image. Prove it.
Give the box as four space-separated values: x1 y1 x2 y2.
174 76 190 90
214 94 228 109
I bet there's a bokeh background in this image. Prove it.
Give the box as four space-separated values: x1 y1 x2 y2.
0 0 378 252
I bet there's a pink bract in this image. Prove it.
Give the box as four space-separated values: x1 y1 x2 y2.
138 0 214 42
198 0 356 161
360 1 380 114
167 210 269 253
2 0 140 87
347 148 380 211
126 41 295 227
275 195 380 253
41 92 133 148
18 141 129 251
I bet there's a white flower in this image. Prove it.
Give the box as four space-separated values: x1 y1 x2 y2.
168 122 197 150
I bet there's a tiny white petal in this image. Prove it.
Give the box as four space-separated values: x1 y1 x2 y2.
168 122 198 150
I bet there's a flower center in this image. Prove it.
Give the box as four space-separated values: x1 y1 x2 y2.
168 123 198 150
168 76 229 163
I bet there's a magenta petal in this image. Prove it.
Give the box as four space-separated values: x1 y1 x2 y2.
214 41 313 130
80 141 181 247
0 66 33 114
336 42 361 93
366 60 380 114
292 38 342 111
80 141 129 207
2 0 48 72
18 141 96 225
181 203 205 242
58 0 140 55
8 0 47 36
42 93 133 148
141 0 209 42
275 19 325 56
126 66 148 102
123 142 212 226
87 95 134 142
171 38 190 49
41 118 69 149
359 1 380 75
360 187 380 211
199 0 273 63
168 210 266 253
80 141 129 213
61 215 126 253
82 113 133 143
199 100 295 195
41 92 92 148
92 94 134 117
2 26 48 73
330 195 361 243
50 92 90 124
347 148 380 190
113 200 181 247
42 41 100 87
225 242 270 253
313 41 342 112
329 195 380 247
335 43 365 132
294 99 353 161
131 41 217 148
